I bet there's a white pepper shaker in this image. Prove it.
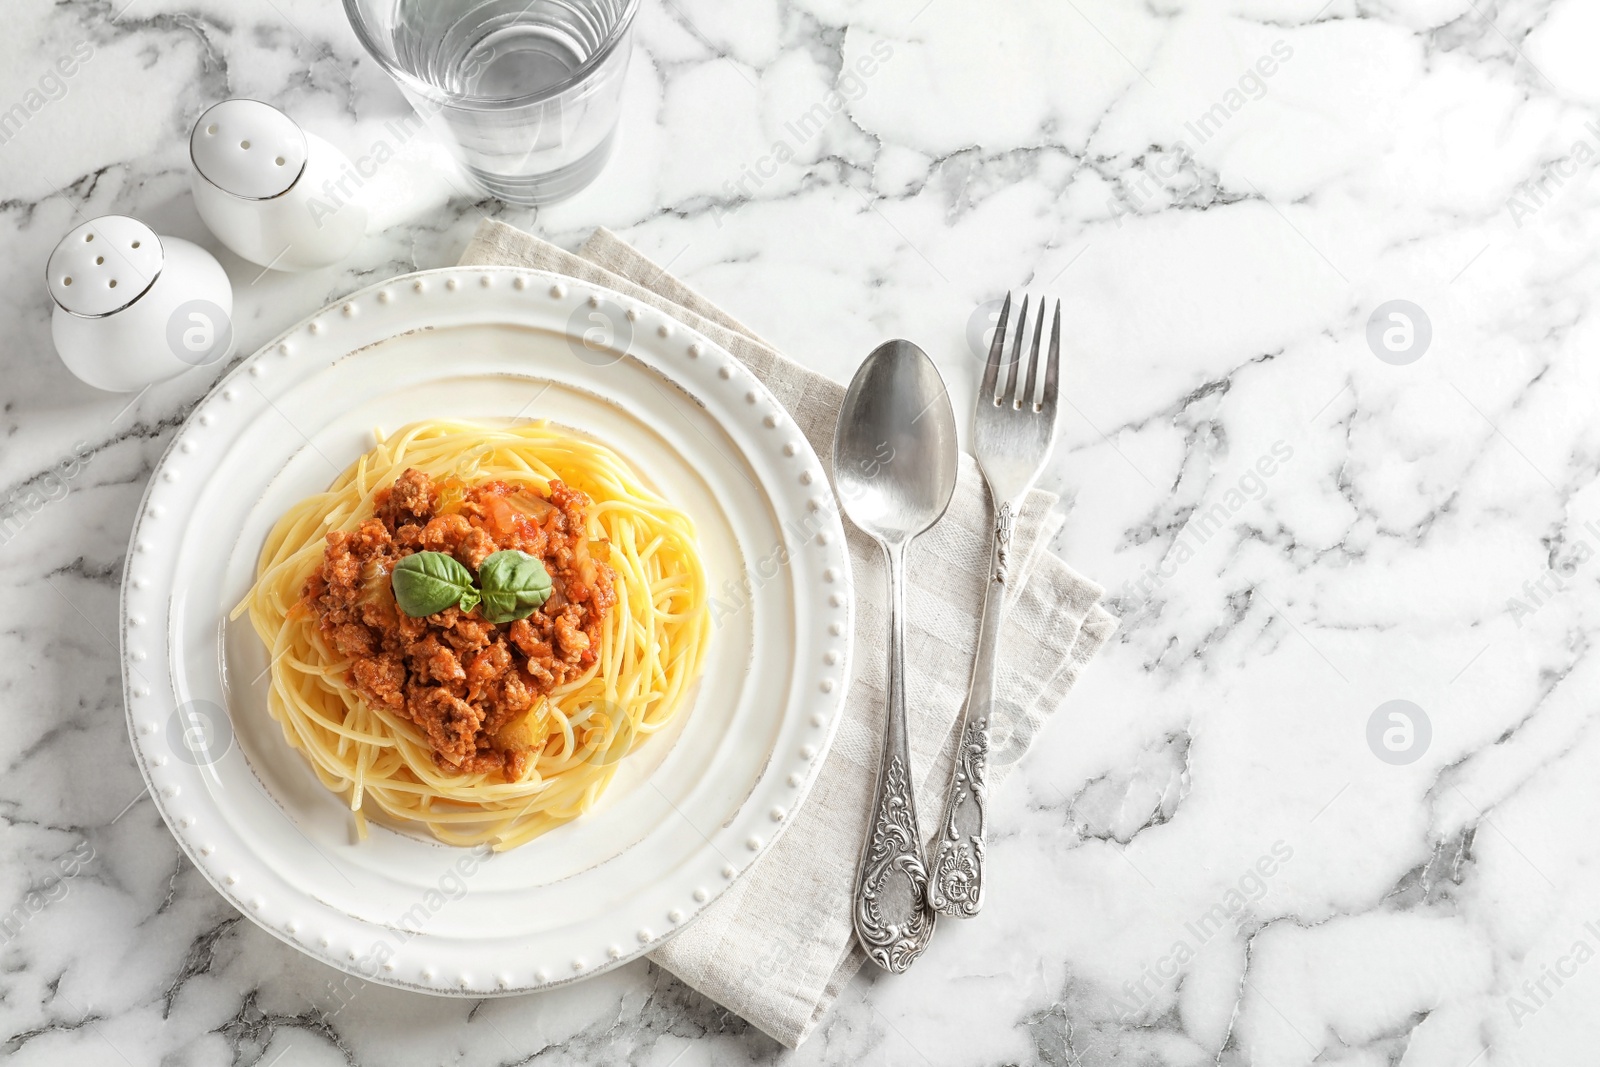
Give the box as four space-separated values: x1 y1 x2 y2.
47 215 234 393
189 99 368 272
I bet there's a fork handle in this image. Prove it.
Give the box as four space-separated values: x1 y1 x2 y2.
927 499 1014 917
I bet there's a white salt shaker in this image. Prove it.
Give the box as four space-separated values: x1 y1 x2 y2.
189 99 368 272
47 215 234 393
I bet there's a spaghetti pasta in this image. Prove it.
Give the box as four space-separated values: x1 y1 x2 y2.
236 419 710 850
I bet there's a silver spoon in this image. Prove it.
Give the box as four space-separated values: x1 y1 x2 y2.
833 339 958 973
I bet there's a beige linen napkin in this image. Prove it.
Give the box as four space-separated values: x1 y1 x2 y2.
459 220 1117 1047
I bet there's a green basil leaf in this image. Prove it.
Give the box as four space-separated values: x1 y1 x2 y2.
392 551 479 617
477 550 553 624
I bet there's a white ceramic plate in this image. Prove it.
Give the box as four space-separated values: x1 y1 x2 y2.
120 266 852 995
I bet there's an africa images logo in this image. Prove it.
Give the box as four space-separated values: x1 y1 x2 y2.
1109 841 1294 1019
1365 300 1431 366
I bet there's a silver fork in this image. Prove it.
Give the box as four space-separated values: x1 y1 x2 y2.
926 292 1061 918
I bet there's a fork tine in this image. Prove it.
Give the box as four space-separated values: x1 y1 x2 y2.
1003 294 1029 405
1041 300 1062 411
1022 297 1045 408
980 292 1011 402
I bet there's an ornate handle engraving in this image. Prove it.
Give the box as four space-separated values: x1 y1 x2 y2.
926 717 989 916
854 755 936 971
927 496 1010 918
993 501 1014 583
854 540 937 972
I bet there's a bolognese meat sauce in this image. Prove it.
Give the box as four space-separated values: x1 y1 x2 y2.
300 468 617 781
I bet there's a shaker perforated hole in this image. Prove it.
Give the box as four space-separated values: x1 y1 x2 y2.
62 277 72 286
83 233 93 242
94 256 103 265
275 156 285 166
131 240 141 249
206 123 218 135
240 140 251 150
108 280 117 289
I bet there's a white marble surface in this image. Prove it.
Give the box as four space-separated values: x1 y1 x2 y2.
2 0 1597 1062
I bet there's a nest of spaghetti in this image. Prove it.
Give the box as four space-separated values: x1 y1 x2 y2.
239 420 710 850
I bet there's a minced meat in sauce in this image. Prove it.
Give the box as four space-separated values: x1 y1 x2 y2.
300 468 617 781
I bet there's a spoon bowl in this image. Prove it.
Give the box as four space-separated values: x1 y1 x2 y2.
833 340 959 543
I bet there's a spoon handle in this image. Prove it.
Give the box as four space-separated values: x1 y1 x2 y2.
926 501 1012 917
853 541 937 972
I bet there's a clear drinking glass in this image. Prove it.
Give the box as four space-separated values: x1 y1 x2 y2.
343 0 638 205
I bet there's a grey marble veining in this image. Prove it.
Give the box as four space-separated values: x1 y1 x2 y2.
2 0 1597 1063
